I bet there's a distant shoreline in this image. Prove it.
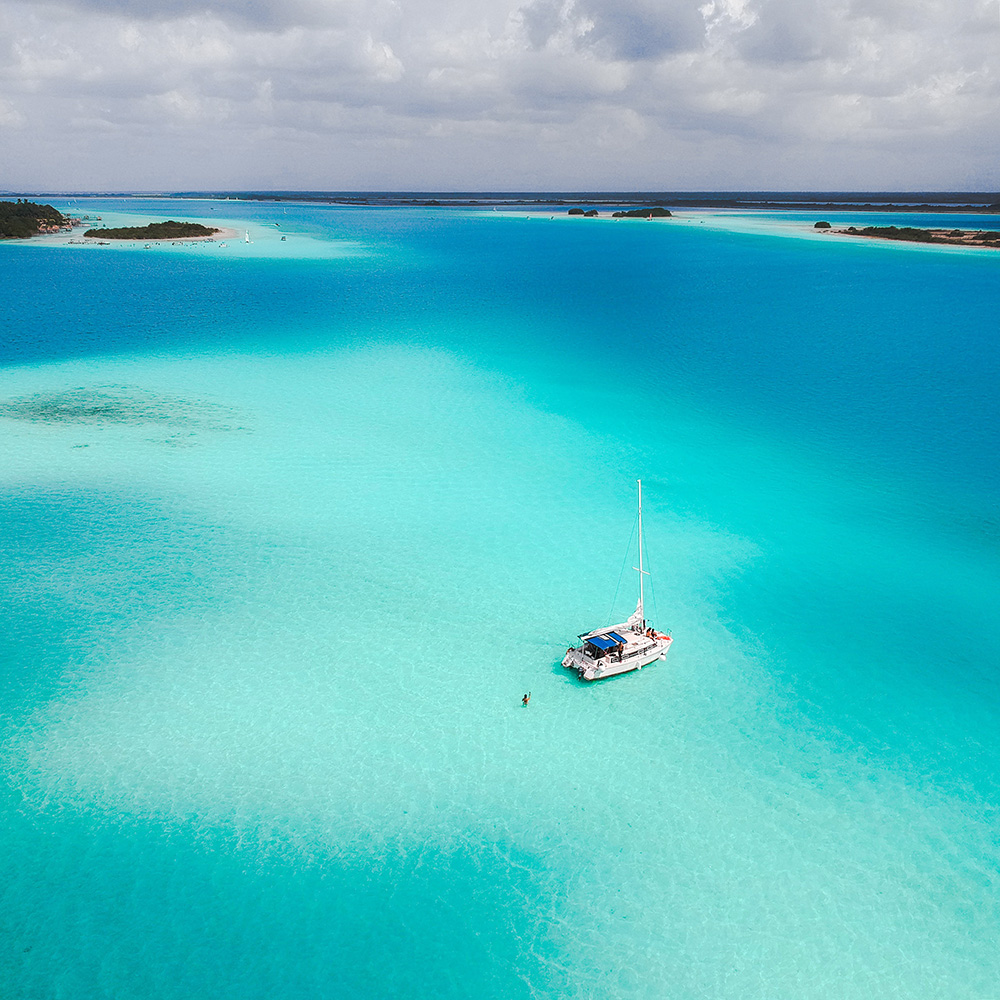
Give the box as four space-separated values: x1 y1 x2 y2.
6 191 999 214
186 195 1000 214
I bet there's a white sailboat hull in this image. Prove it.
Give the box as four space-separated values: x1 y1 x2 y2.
562 634 672 682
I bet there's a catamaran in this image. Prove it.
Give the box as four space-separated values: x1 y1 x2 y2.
562 480 672 681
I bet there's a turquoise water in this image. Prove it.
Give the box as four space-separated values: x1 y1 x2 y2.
2 200 999 998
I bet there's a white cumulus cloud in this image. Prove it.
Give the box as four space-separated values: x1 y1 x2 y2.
0 0 997 189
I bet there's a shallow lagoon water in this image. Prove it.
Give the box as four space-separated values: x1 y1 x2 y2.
2 200 999 998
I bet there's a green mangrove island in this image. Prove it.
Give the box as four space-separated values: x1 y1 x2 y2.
84 220 219 240
0 199 71 238
837 225 1000 248
566 206 673 218
611 206 672 218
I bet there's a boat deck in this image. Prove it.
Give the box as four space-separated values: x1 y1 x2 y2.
563 624 672 681
579 622 655 652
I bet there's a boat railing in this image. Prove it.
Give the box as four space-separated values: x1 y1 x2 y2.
624 645 654 660
593 644 655 663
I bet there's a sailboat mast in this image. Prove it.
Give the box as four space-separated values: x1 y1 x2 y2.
637 479 644 626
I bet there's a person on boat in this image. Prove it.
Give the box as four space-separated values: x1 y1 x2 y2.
522 693 530 707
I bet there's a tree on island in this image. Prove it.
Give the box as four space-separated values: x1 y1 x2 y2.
0 199 69 238
814 221 831 229
611 206 672 218
856 226 936 243
839 225 1000 248
84 220 219 240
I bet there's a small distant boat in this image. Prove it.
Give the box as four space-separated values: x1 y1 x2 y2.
244 230 251 243
562 480 672 682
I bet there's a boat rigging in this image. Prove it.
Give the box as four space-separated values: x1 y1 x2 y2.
562 480 673 681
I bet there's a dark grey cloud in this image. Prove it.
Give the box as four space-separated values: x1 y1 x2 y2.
14 0 377 29
519 0 564 49
578 0 705 60
518 0 705 59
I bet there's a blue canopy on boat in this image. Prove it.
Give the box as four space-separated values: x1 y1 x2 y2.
607 631 628 644
586 634 620 650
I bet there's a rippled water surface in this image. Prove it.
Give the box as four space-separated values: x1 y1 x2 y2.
2 200 999 999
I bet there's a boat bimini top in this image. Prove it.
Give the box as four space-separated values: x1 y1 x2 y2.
582 632 629 657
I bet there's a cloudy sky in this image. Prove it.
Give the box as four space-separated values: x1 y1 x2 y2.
1 0 998 190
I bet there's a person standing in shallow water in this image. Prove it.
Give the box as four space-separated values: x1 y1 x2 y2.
522 693 530 707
